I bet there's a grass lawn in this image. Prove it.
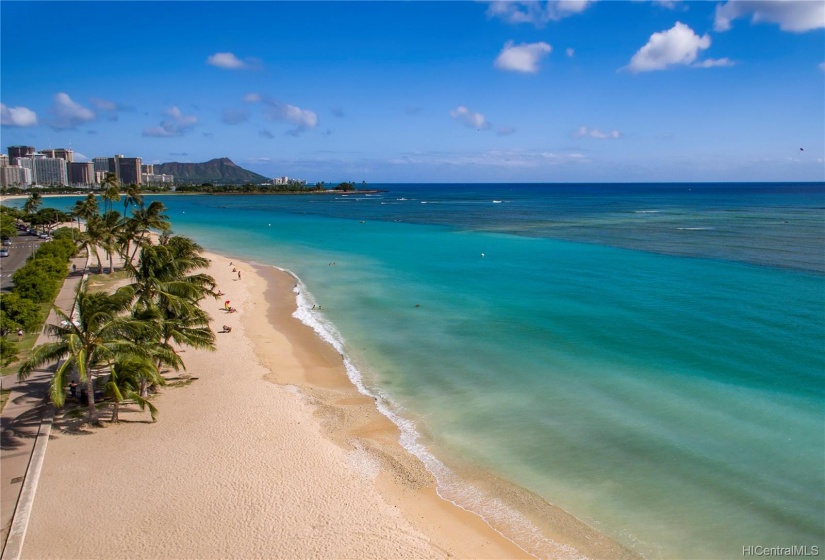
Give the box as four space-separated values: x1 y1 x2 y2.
85 270 131 294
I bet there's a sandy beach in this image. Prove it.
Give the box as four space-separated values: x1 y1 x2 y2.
19 251 535 559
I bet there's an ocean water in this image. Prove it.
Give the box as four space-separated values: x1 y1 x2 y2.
19 183 825 558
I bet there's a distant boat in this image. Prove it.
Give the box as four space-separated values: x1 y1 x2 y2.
492 200 502 204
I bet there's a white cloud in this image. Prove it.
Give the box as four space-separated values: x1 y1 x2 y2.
626 22 711 73
494 41 552 73
450 106 490 130
819 62 825 71
0 103 38 127
207 52 249 69
264 100 318 132
50 92 95 129
142 106 198 137
566 47 575 57
693 57 736 68
90 97 132 121
574 126 622 139
487 0 594 26
244 92 262 103
715 1 825 33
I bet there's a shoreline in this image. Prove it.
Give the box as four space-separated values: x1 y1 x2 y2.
248 261 638 560
18 246 634 559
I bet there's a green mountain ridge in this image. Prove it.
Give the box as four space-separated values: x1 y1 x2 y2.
155 157 269 185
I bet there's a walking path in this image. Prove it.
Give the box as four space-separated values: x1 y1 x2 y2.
0 254 88 557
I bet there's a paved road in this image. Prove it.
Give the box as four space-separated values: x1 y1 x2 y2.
1 254 88 554
0 233 43 292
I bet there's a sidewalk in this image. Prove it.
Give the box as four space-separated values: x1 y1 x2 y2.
0 255 88 555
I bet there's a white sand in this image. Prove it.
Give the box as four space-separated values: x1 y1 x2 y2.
20 251 532 559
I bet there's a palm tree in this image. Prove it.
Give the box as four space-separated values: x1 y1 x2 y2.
125 200 170 268
105 355 164 422
100 173 120 213
129 236 217 314
99 211 122 274
23 191 43 215
122 184 144 216
70 193 99 242
127 236 217 382
18 282 150 424
80 214 106 273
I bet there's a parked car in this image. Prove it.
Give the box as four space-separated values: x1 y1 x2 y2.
1 238 10 246
38 232 50 239
0 248 9 257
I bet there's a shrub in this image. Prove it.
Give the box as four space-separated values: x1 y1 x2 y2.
12 267 59 303
0 292 43 335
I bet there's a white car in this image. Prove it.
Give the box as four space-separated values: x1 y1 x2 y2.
1 239 10 246
0 248 9 257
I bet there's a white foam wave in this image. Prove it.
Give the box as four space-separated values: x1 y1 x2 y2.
677 227 714 230
284 270 586 559
634 210 660 214
493 200 503 204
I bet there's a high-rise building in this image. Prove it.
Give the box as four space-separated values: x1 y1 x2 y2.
17 154 69 186
141 164 154 175
8 145 35 164
41 148 74 162
93 157 110 173
68 162 96 186
117 157 142 185
0 165 32 188
0 154 9 167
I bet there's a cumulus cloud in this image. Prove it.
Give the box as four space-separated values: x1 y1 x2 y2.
566 47 575 57
715 0 825 32
626 22 712 73
50 92 95 129
487 0 593 26
244 92 262 103
450 106 490 130
693 57 736 68
142 106 198 137
1 103 38 127
90 97 133 121
267 101 318 128
574 126 622 139
494 41 552 73
207 52 260 69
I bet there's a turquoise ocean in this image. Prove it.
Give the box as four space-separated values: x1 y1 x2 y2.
25 183 825 559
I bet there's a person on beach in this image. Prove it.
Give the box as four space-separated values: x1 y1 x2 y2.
238 270 242 279
225 300 230 310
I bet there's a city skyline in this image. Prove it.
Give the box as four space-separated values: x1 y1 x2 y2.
1 1 823 183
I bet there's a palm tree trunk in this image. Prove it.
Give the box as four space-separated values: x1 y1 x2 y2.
111 401 119 423
108 251 114 274
93 247 104 273
85 376 98 424
128 232 145 268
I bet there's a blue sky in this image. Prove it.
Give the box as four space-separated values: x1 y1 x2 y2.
1 1 823 183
